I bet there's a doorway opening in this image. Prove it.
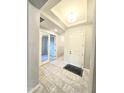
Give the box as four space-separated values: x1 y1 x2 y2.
40 31 57 63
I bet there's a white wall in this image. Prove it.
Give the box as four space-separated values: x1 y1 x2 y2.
84 24 94 69
87 0 96 93
57 33 64 57
88 25 95 93
28 2 40 91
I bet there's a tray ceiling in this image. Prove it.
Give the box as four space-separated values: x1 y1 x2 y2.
51 0 87 27
40 0 87 30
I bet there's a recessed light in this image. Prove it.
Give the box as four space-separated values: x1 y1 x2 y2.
54 29 58 32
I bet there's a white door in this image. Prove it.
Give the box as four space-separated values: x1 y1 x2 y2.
64 30 85 68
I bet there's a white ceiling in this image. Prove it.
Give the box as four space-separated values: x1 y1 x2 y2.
51 0 87 27
40 13 64 34
40 0 87 32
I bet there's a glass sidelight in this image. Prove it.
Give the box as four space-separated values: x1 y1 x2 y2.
41 32 49 62
50 34 56 61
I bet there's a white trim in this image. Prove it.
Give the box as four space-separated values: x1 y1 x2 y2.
39 30 49 66
28 83 40 93
39 28 58 66
39 29 42 66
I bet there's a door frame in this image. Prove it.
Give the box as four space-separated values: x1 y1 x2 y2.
64 27 85 68
39 28 58 66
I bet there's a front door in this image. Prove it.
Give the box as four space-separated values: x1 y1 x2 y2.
64 30 85 68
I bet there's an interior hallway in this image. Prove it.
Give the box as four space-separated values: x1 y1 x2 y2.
28 0 96 92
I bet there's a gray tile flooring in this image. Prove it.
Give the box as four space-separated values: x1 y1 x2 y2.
33 63 89 93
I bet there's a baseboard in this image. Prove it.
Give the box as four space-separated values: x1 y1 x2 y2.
28 83 40 93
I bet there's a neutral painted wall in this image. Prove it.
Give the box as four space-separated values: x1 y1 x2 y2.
57 34 64 57
87 0 96 93
84 24 94 69
92 52 96 93
88 25 96 93
28 2 40 91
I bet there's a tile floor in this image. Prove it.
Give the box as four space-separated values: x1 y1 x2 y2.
41 55 56 62
31 56 90 93
50 56 65 68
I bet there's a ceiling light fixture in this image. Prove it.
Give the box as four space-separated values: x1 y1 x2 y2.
54 29 58 32
67 12 77 23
